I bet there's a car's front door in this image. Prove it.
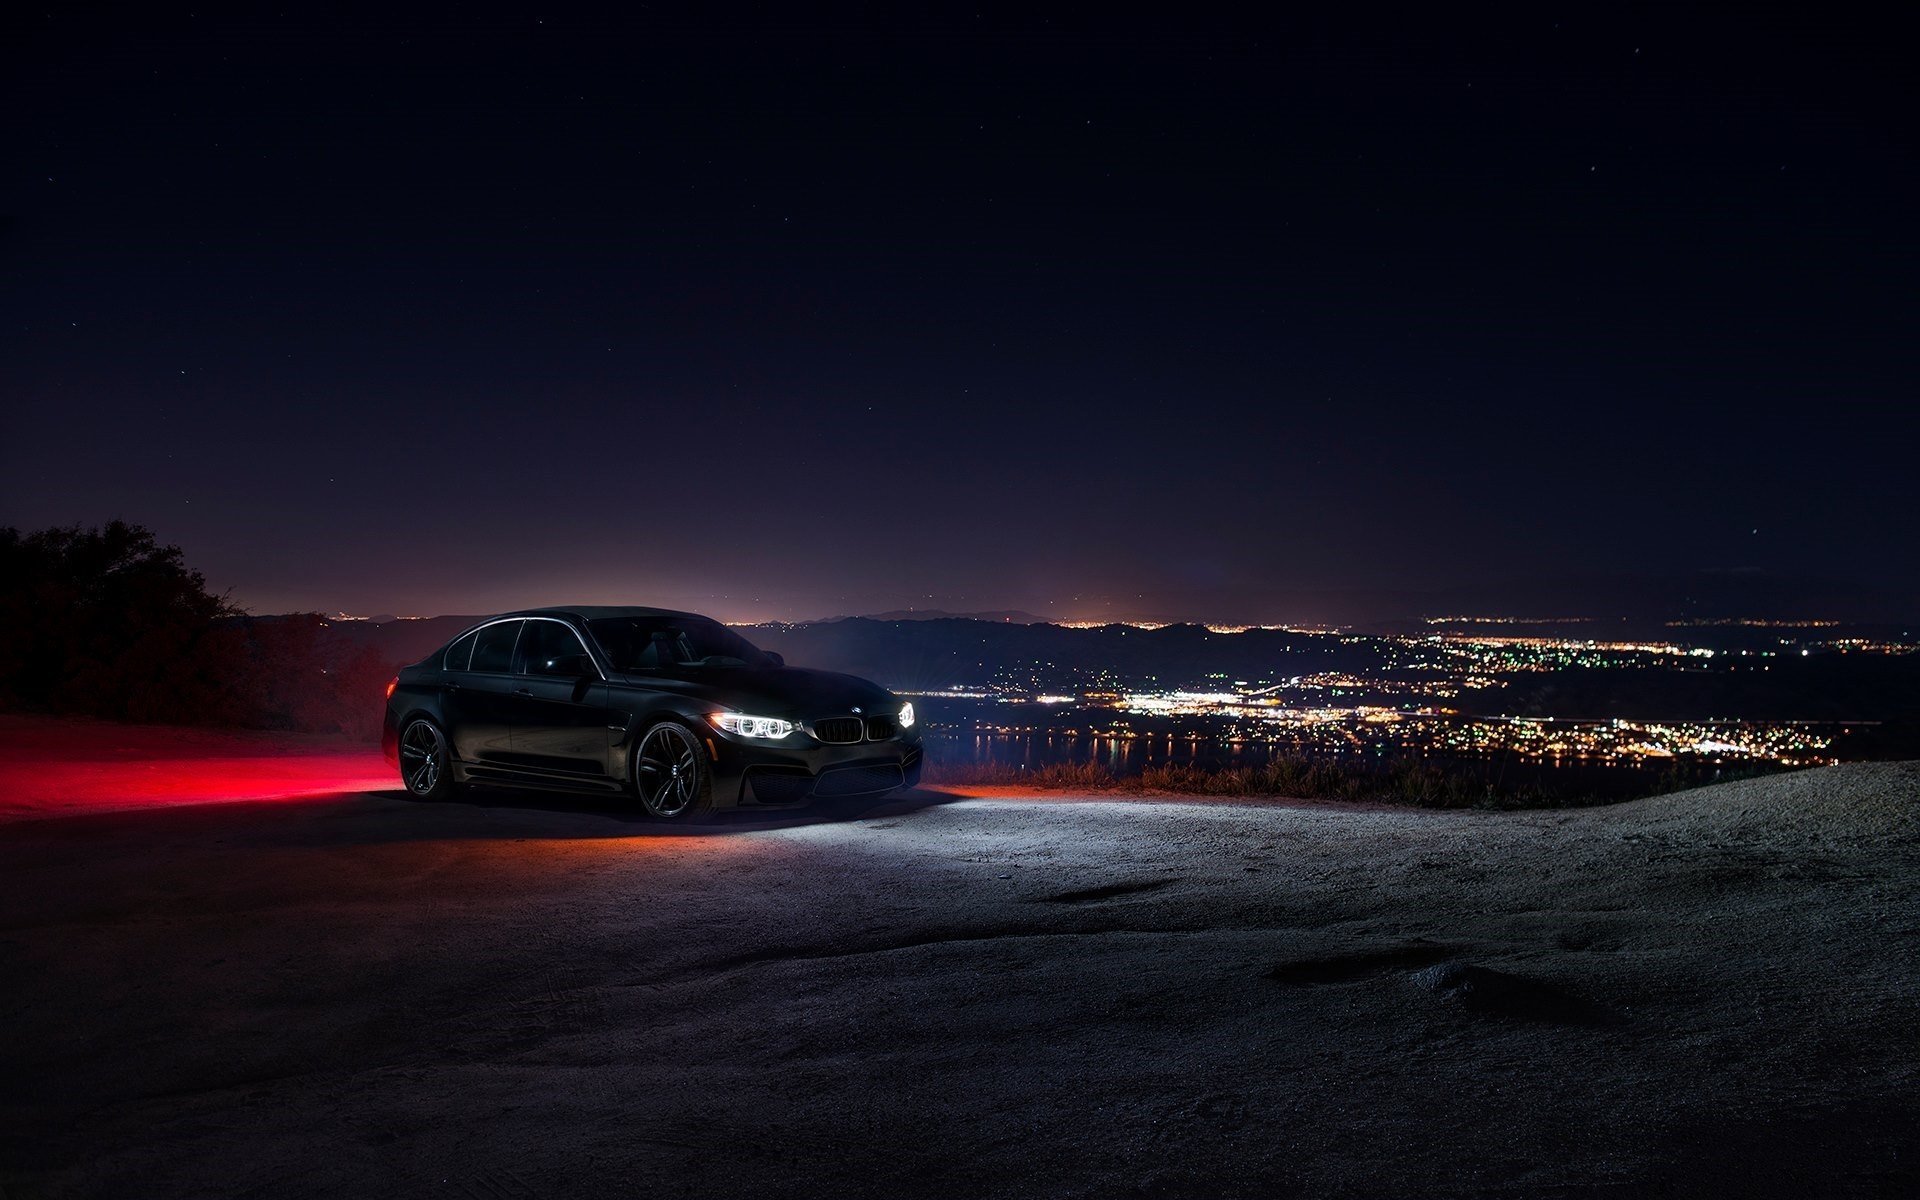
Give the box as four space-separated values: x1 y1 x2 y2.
509 618 616 779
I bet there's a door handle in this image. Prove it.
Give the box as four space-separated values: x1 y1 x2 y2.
514 688 533 696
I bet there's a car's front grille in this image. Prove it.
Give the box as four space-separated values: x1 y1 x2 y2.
864 715 898 740
813 762 905 797
812 717 864 744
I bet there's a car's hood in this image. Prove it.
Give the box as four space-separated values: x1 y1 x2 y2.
610 665 896 717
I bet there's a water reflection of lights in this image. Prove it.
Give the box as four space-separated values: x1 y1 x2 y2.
947 708 1847 770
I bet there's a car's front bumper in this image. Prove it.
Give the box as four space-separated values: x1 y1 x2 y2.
706 733 923 809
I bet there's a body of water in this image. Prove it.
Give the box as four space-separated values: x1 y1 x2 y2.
919 731 1775 798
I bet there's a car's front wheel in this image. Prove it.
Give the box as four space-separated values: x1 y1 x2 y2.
398 717 458 800
632 720 715 820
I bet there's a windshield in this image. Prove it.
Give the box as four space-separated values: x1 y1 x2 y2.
586 615 773 671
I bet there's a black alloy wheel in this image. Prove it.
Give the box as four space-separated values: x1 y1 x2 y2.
399 718 455 799
634 721 714 819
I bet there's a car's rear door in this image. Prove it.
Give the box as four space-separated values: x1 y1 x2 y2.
444 619 524 767
508 618 616 780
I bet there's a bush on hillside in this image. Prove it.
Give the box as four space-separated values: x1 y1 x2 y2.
0 523 392 738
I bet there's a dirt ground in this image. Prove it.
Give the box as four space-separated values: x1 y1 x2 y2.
1 729 1915 1197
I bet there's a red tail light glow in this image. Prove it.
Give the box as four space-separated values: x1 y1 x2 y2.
384 677 398 700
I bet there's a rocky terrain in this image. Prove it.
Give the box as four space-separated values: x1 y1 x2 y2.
1 738 1914 1197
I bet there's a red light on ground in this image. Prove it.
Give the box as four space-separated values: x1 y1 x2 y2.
0 752 395 821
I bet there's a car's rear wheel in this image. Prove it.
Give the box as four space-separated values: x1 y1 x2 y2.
633 720 715 820
399 718 457 799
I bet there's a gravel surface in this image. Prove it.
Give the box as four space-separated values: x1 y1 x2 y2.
1 763 1915 1198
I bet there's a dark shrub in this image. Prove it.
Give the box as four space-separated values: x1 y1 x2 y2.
0 522 242 721
0 522 394 738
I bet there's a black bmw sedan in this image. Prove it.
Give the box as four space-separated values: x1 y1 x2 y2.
381 607 922 819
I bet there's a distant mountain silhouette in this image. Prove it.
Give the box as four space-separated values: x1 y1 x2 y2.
747 617 1339 694
1058 570 1917 629
830 609 1051 625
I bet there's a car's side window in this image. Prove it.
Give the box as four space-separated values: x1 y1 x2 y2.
469 620 522 674
443 628 480 672
518 620 592 676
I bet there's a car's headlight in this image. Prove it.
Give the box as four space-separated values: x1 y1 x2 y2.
898 702 915 729
708 712 795 739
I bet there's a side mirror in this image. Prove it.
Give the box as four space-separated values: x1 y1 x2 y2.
767 651 785 667
535 653 595 678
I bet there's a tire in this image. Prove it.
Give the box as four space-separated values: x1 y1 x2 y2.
398 717 459 800
632 720 716 820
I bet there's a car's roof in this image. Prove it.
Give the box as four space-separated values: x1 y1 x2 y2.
497 605 713 622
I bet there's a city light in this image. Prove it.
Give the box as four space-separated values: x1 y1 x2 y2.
892 619 1911 770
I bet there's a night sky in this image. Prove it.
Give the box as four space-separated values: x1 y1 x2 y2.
3 6 1914 623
